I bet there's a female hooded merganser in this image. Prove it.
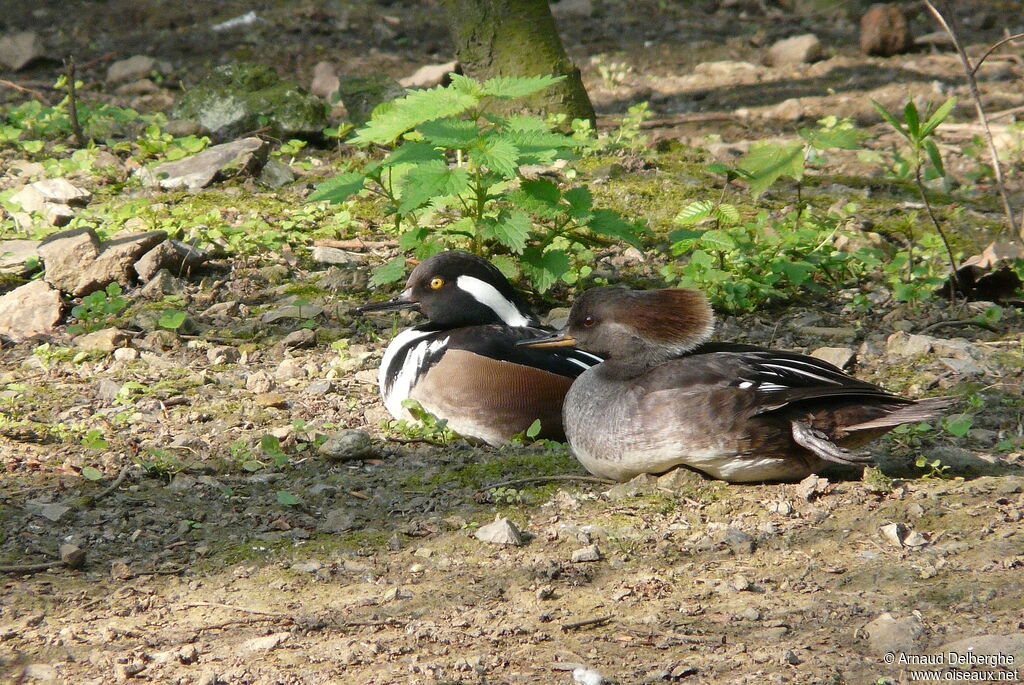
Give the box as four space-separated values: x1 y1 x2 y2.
523 287 954 483
356 251 601 445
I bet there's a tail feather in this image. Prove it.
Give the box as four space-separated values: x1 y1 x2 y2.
845 396 956 433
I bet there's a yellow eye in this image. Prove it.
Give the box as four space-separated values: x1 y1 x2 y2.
429 277 444 290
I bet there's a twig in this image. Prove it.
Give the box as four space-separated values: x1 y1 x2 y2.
0 79 51 105
195 616 287 633
970 32 1024 76
561 615 613 632
918 318 996 335
314 238 398 251
989 104 1024 121
63 57 86 148
914 165 960 295
179 601 285 617
93 466 132 501
923 1 1019 240
0 559 65 574
483 475 615 491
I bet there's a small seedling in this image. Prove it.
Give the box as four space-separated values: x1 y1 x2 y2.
81 429 108 450
68 282 129 334
80 466 104 481
157 309 188 330
915 455 951 479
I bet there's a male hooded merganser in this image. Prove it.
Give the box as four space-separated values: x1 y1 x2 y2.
356 251 602 445
523 287 954 483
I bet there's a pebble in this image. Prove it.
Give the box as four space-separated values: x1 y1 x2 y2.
571 544 601 563
863 611 925 653
729 575 752 592
766 34 823 67
254 393 288 409
474 517 524 546
318 430 376 462
207 345 241 365
245 371 274 393
304 379 332 396
810 346 855 369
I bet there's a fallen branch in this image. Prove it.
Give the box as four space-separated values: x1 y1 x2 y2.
0 79 51 104
923 1 1019 240
483 475 615 491
0 559 65 575
314 238 397 251
561 615 613 632
179 601 284 617
92 466 133 501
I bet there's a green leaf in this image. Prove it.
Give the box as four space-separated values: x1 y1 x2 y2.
309 172 366 204
943 413 972 438
871 100 907 139
521 248 570 293
920 97 957 138
564 187 593 215
924 139 945 177
777 260 813 286
525 419 542 439
480 75 565 100
470 137 520 177
698 229 737 251
713 203 740 225
81 466 104 481
260 434 286 459
674 200 714 226
487 209 531 253
520 179 561 204
588 209 642 248
491 254 520 281
800 127 867 150
903 100 920 138
447 74 484 97
416 119 479 148
158 310 187 330
352 87 479 145
370 257 409 287
380 141 444 167
276 490 301 507
738 141 805 197
397 160 470 214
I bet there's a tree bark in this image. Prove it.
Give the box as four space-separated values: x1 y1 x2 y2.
440 0 596 125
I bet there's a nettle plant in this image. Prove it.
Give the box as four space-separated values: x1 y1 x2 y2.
310 74 642 291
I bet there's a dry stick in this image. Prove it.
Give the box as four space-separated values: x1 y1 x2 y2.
484 475 615 491
0 559 66 574
970 31 1024 76
923 1 1020 240
561 615 613 632
64 57 86 148
93 466 132 501
0 79 51 105
914 164 960 294
180 601 285 617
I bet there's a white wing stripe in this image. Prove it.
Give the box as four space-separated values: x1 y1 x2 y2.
456 275 532 327
759 362 842 385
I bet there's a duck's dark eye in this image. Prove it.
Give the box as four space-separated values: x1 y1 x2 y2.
582 316 596 327
429 277 444 290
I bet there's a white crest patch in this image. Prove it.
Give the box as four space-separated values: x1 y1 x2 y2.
456 275 532 327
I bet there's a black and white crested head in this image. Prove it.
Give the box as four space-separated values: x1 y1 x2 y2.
403 251 538 328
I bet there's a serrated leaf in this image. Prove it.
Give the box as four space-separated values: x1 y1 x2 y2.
698 229 737 251
713 203 740 225
417 119 479 148
370 257 409 287
503 115 551 133
924 139 945 177
276 491 301 507
564 187 593 215
397 160 470 214
480 75 565 100
920 97 957 138
447 73 484 97
522 248 570 293
776 259 813 286
491 254 520 281
520 178 561 204
81 466 104 481
738 141 805 197
470 137 520 177
352 87 479 145
588 209 642 248
675 200 714 226
668 228 703 244
309 172 366 204
487 210 531 253
380 141 444 167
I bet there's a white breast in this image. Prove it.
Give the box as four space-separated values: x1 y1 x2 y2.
379 329 448 420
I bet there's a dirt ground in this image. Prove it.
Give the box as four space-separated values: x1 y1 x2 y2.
2 1 1024 683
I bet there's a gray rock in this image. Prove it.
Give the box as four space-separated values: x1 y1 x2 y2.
571 544 601 562
886 331 936 358
860 3 913 57
12 178 91 209
240 632 290 654
138 270 187 299
0 31 45 71
938 634 1024 666
39 227 165 296
718 527 755 555
320 508 357 533
304 379 333 396
729 575 752 592
319 430 376 462
149 137 269 191
657 467 707 491
75 327 129 352
310 61 340 100
796 474 830 501
26 499 71 522
311 246 361 266
200 301 239 321
59 543 85 569
337 73 405 126
811 346 855 369
474 517 524 546
245 370 274 393
170 62 327 141
0 280 63 341
281 328 317 349
399 60 459 89
114 79 160 96
106 55 170 84
0 240 40 276
261 303 324 323
863 611 925 654
113 347 139 362
607 473 657 500
258 159 295 188
207 345 240 365
766 34 823 67
317 265 368 292
134 240 209 281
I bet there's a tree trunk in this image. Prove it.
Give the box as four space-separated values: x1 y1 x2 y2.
440 0 595 125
